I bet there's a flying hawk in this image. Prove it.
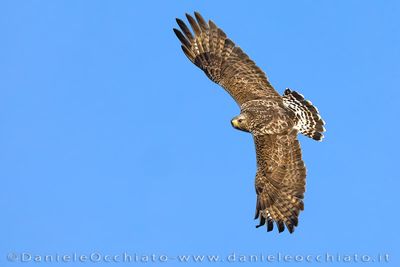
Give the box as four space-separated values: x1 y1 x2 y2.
173 12 325 233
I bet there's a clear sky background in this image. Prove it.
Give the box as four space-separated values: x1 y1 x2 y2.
1 1 399 266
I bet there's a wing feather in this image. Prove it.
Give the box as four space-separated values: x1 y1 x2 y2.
174 12 281 106
176 18 194 41
186 14 201 36
173 28 191 49
194 11 209 31
254 131 306 233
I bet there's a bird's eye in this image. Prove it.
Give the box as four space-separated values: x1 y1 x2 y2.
238 119 243 123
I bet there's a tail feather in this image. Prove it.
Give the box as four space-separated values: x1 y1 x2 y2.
283 89 326 141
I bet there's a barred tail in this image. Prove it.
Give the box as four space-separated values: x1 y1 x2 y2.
283 89 326 141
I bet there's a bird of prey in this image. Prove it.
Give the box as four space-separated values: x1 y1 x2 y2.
173 12 325 233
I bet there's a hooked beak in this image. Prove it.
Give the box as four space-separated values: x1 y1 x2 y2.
231 119 240 129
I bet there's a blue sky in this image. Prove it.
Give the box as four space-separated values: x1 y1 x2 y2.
1 1 399 266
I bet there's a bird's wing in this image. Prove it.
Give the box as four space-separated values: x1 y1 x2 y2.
253 131 306 233
174 12 281 106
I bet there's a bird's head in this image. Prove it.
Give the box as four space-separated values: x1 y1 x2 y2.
231 114 250 132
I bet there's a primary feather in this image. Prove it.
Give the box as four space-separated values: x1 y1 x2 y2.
174 12 281 105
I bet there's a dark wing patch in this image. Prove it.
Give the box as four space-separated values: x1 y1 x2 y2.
174 12 281 106
253 131 306 233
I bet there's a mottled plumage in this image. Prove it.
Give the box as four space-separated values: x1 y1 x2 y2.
174 12 325 233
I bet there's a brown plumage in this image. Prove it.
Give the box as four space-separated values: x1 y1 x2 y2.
174 12 325 233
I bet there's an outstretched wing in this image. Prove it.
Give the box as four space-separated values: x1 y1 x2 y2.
173 12 281 106
254 131 306 233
